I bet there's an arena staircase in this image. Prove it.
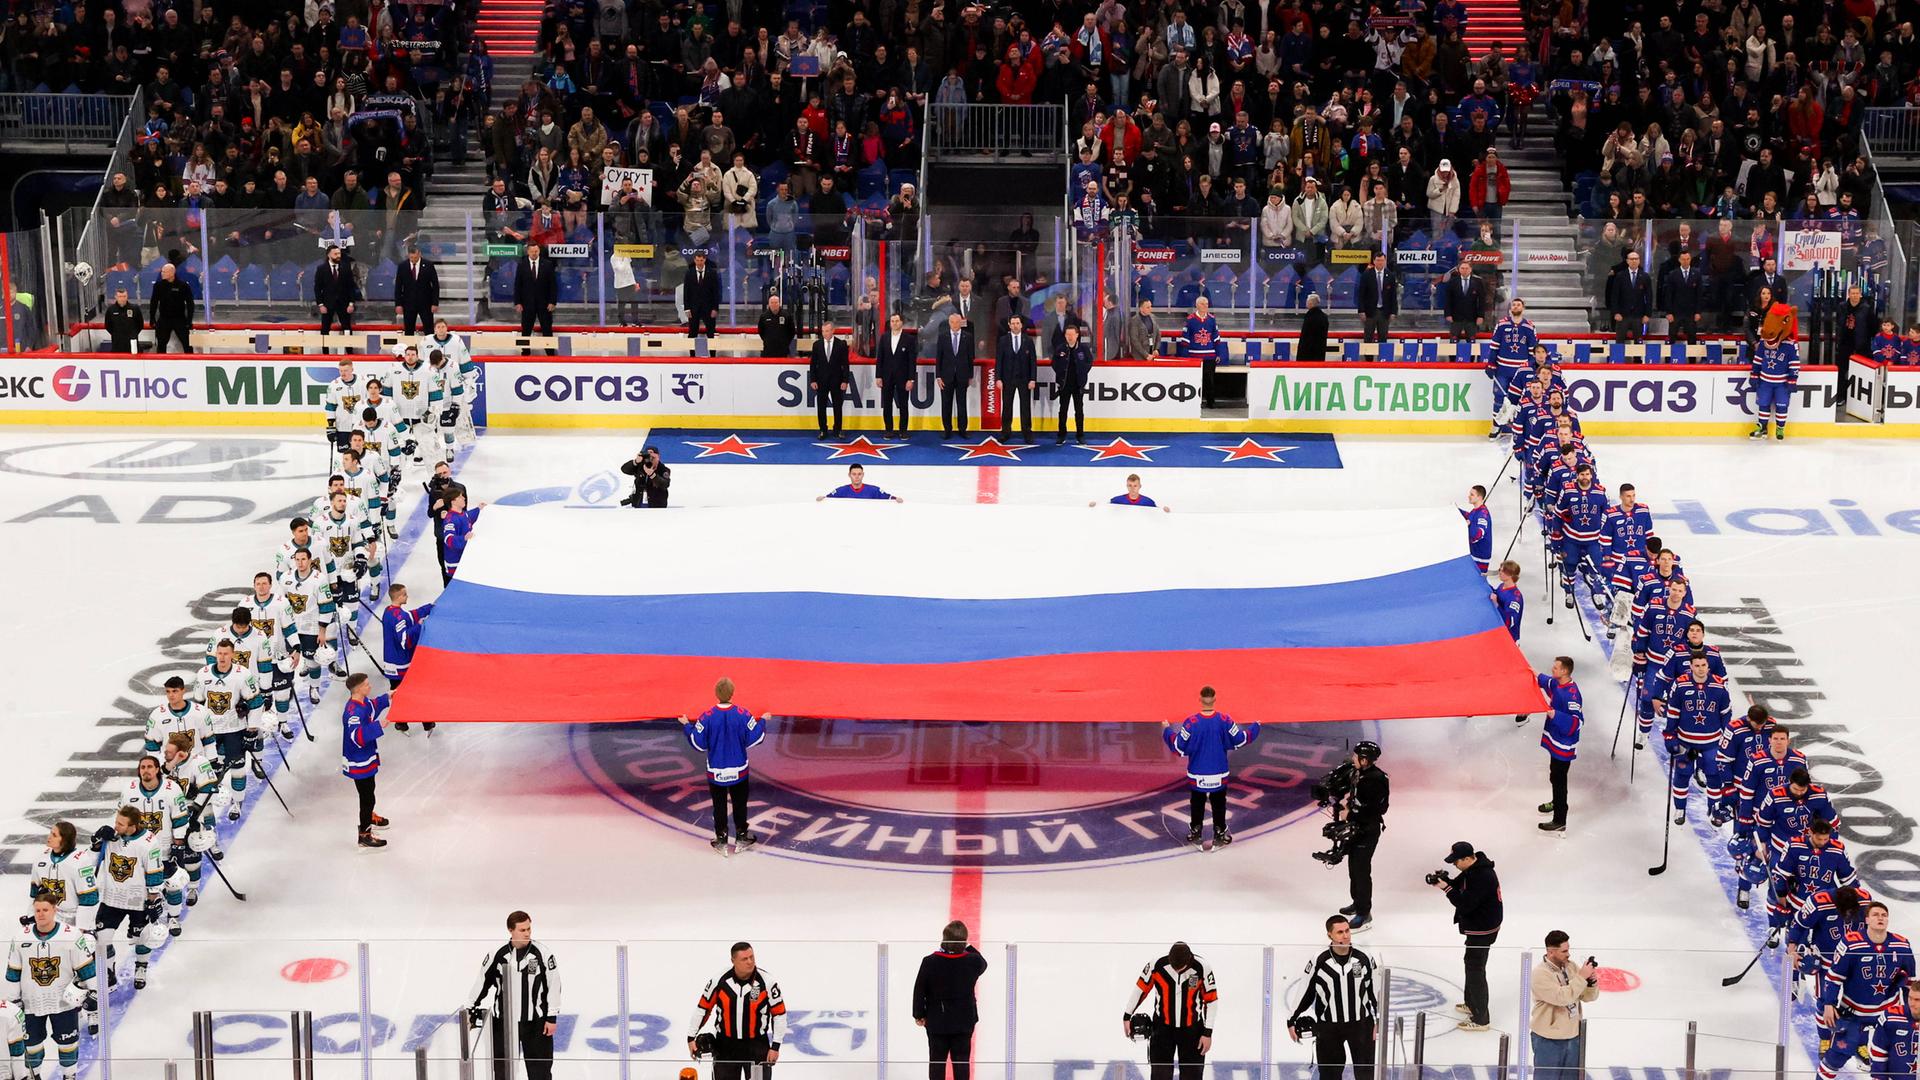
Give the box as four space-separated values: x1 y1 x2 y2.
473 0 543 57
1458 0 1526 57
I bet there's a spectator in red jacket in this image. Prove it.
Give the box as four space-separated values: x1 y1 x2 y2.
1100 110 1142 165
1469 149 1511 221
996 44 1041 104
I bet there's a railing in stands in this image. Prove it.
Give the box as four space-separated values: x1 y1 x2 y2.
0 92 134 149
924 103 1067 160
69 87 145 322
1862 107 1920 155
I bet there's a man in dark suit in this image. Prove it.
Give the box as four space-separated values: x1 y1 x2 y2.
104 285 143 352
514 242 558 355
1054 322 1094 445
912 920 989 1080
1606 249 1653 344
1438 262 1486 342
392 245 440 335
1662 249 1707 344
808 317 852 437
683 250 721 345
995 314 1038 442
934 310 975 439
1356 251 1398 345
1746 257 1787 312
147 261 196 353
313 244 359 351
876 311 918 439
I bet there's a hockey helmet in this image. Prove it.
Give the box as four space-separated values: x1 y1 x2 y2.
1740 857 1772 887
188 827 215 854
165 866 189 898
1291 1015 1318 1037
1727 835 1756 862
314 642 338 668
139 917 171 950
60 981 89 1011
393 341 416 358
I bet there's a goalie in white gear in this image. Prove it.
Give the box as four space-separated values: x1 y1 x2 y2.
245 572 302 737
280 547 341 700
195 639 263 818
161 732 223 904
422 317 476 451
7 893 96 1079
27 824 98 936
146 675 213 756
87 806 168 994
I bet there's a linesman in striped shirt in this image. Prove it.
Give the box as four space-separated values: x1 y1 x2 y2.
1122 941 1218 1080
1288 915 1379 1080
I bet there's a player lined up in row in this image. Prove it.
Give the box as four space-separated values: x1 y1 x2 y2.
1474 354 1896 1080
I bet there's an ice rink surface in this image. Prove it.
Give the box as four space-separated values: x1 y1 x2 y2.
3 426 1919 1080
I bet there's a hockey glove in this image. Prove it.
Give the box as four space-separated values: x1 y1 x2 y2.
92 825 115 850
441 404 460 427
353 553 370 579
404 438 419 457
245 729 265 754
466 1007 487 1027
235 698 252 722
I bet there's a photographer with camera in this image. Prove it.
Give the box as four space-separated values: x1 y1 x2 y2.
466 910 561 1080
1529 931 1599 1080
1429 841 1504 1031
1310 742 1389 932
1288 915 1379 1080
1121 941 1217 1080
621 447 672 508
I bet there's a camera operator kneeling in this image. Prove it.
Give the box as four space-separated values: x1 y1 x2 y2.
621 447 671 507
1428 841 1504 1031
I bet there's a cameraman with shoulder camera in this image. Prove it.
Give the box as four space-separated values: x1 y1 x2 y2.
621 446 671 507
1430 841 1504 1031
1288 915 1379 1080
1122 941 1217 1080
1529 930 1598 1080
1322 741 1388 932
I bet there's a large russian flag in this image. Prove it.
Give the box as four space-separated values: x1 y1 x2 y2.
392 503 1546 725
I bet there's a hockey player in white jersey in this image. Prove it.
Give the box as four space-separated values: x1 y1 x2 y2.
119 755 191 949
423 317 476 446
146 675 213 755
389 343 435 465
161 731 223 896
276 517 338 581
343 423 403 539
335 450 389 546
280 548 341 699
425 344 466 461
207 606 277 689
1 998 25 1080
324 357 375 444
195 639 263 817
7 892 96 1078
245 573 302 738
315 490 383 607
87 806 168 993
309 471 373 535
27 824 98 936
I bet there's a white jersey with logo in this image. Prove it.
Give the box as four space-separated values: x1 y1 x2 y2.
6 921 95 1016
194 662 261 736
325 373 373 429
244 589 301 666
278 567 335 637
120 777 189 847
92 830 164 912
347 417 404 479
145 701 213 754
421 332 472 382
391 360 434 422
26 850 97 933
308 491 372 531
164 750 220 801
206 625 275 682
313 507 374 573
275 538 337 580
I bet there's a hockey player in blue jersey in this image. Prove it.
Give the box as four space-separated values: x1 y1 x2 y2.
1630 546 1691 625
681 677 770 854
1757 768 1840 859
1532 656 1582 832
1819 902 1916 1080
1648 620 1727 762
1486 299 1538 438
1868 979 1919 1080
1749 304 1802 441
1778 819 1859 922
1794 886 1873 1049
440 492 484 581
1631 581 1697 747
1162 686 1260 849
1597 483 1654 635
1555 464 1610 607
381 583 435 734
1462 486 1493 573
1492 561 1524 642
1664 654 1732 823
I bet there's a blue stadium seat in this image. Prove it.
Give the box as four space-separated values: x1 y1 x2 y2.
236 265 269 301
207 257 240 301
1329 267 1359 307
365 259 399 299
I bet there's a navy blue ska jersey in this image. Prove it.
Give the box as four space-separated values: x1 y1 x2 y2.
1870 1004 1919 1078
1778 838 1859 910
1665 674 1733 749
1791 889 1873 959
1758 784 1841 857
1824 932 1917 1017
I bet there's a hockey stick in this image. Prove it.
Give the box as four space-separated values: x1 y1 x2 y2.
344 606 398 679
282 669 316 742
1610 679 1634 760
1544 534 1555 626
1498 513 1528 567
1649 750 1679 875
1719 943 1769 987
183 783 247 901
1486 450 1514 495
1567 563 1595 643
258 764 294 817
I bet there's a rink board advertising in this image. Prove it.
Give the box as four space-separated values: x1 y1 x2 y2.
0 355 1897 433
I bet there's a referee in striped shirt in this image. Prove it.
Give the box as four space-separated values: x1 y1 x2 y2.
1287 916 1379 1080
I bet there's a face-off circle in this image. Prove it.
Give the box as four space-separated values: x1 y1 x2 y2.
575 718 1364 872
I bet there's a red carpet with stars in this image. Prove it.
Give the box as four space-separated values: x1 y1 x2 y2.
650 430 1343 468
